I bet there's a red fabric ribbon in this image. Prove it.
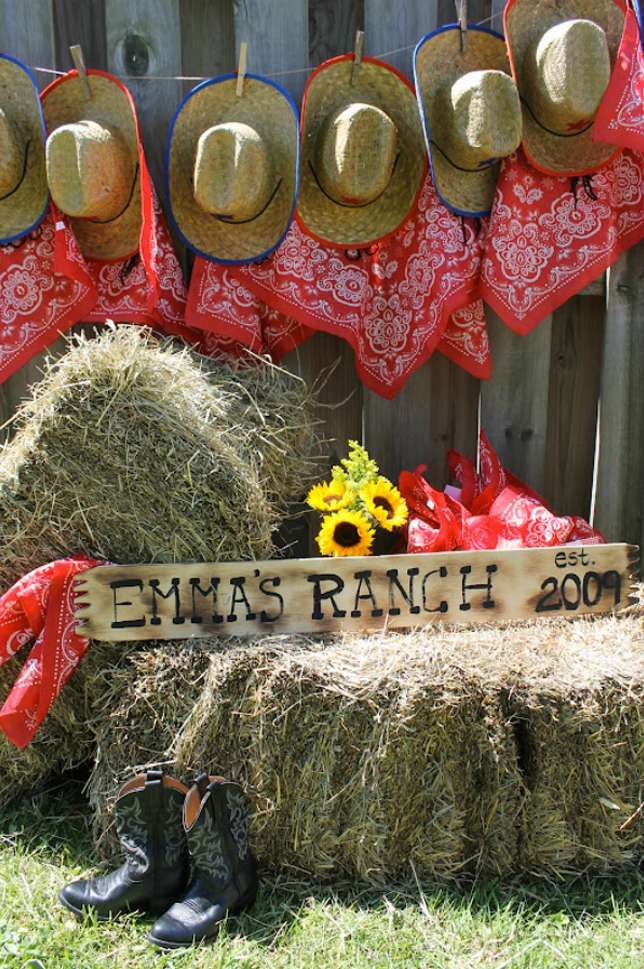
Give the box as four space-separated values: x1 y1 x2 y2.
480 148 644 334
593 5 644 152
0 557 101 749
185 170 492 396
401 431 604 553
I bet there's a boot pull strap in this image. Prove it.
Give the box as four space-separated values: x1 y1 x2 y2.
145 769 164 788
193 772 210 799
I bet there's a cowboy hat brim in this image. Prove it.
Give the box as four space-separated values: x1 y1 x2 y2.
0 54 48 244
41 70 142 261
297 55 426 248
414 24 514 218
504 0 626 176
165 74 299 265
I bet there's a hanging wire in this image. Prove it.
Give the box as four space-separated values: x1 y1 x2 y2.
28 10 502 82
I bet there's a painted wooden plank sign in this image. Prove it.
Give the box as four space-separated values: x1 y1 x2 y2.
74 544 639 641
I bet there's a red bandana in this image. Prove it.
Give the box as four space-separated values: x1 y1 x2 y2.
186 172 492 396
480 149 644 334
0 557 102 749
0 188 188 385
400 431 604 553
593 5 644 152
0 211 96 384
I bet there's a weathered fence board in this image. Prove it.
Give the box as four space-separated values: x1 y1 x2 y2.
0 0 642 569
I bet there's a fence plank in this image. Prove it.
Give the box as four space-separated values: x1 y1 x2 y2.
595 243 644 558
53 0 107 70
543 296 604 517
106 0 182 197
480 312 552 491
232 0 308 102
180 0 235 96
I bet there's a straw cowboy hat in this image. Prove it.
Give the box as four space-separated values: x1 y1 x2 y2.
504 0 626 176
0 54 48 244
297 55 426 247
166 74 299 264
42 69 142 260
414 25 522 217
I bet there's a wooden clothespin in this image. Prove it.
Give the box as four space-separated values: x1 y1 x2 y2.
351 29 364 85
457 0 468 53
236 41 248 97
69 44 92 99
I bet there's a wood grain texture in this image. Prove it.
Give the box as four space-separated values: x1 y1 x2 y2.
480 311 552 492
543 296 604 517
53 0 108 70
232 0 308 101
364 354 479 487
595 242 644 557
309 0 363 63
364 0 436 76
180 0 235 96
75 543 636 640
106 0 182 195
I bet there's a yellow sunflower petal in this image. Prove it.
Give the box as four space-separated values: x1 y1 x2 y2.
360 479 408 531
316 509 375 557
306 479 352 512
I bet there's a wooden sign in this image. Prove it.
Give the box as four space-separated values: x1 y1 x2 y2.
74 544 638 641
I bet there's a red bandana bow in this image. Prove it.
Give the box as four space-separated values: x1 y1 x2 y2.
593 5 644 152
185 171 492 396
400 431 604 553
480 149 644 334
0 557 102 749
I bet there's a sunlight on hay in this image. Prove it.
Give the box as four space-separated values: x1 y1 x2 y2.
0 326 319 590
86 601 642 885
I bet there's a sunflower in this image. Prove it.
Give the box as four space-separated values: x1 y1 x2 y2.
316 509 375 557
306 479 353 513
360 478 408 531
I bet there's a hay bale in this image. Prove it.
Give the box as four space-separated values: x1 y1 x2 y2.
0 325 317 590
0 325 318 805
503 613 644 875
88 634 524 884
86 609 642 885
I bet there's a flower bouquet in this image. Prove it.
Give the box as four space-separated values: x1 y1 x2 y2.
306 441 408 557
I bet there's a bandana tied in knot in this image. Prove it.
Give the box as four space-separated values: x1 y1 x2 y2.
0 556 102 748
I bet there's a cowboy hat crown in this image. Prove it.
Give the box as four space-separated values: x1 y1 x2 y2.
314 102 398 207
46 120 135 221
439 68 522 170
193 121 274 221
524 19 611 132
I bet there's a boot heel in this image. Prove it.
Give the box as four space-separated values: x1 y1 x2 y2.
231 885 258 915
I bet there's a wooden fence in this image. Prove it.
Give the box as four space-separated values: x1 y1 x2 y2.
1 0 642 560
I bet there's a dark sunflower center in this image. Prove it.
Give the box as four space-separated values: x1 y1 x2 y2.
333 522 360 547
374 496 394 515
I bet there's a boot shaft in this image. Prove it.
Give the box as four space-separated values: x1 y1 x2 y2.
183 774 255 892
116 770 188 878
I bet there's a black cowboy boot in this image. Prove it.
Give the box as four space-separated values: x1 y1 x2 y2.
59 770 190 919
148 774 258 949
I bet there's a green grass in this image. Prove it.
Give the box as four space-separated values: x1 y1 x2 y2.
0 781 641 969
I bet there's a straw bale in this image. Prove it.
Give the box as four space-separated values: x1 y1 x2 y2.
86 604 642 885
0 325 318 590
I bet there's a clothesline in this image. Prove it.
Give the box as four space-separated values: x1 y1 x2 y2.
29 12 501 82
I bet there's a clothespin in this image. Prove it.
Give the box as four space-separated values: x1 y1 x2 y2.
69 44 92 99
351 29 364 85
457 0 468 53
236 41 248 97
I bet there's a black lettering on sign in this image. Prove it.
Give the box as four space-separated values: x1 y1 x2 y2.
601 569 622 606
259 576 284 623
535 576 562 612
149 578 185 625
582 571 602 606
460 565 497 611
308 574 346 620
561 572 582 610
421 567 449 613
351 570 382 618
386 568 420 616
111 579 146 629
227 576 256 623
189 578 223 625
